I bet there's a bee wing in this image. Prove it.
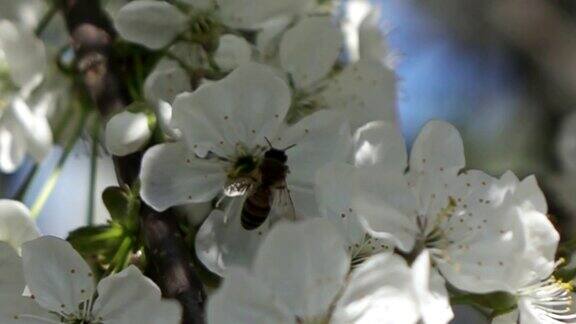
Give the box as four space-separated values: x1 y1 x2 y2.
224 177 256 197
270 182 297 223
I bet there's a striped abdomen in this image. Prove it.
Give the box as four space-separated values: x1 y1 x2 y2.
241 185 273 230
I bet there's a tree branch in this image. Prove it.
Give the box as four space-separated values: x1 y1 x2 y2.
59 1 206 322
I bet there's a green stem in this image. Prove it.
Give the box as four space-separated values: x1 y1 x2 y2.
87 122 100 226
35 4 58 37
108 236 133 274
30 109 87 219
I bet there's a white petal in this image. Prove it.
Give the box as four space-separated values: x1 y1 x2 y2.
359 6 394 67
21 236 95 313
277 110 351 187
315 163 365 246
195 202 268 276
0 199 40 251
8 97 53 162
144 65 192 106
353 120 407 171
0 123 26 173
437 171 558 293
172 63 291 157
320 59 397 130
0 0 47 30
515 175 547 214
0 20 45 87
140 142 227 211
253 218 349 318
114 1 188 49
207 268 293 324
216 0 314 29
514 208 559 283
333 253 419 324
105 111 152 156
256 17 292 61
0 242 24 294
409 120 465 175
279 16 342 89
341 0 372 62
155 101 181 139
214 34 252 71
412 251 453 324
351 166 419 252
93 266 181 324
0 294 56 324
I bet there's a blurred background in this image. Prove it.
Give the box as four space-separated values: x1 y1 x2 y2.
1 0 575 321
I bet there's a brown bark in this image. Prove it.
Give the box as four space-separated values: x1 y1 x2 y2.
60 1 206 322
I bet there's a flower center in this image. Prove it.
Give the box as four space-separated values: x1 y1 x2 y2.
350 234 392 268
415 197 457 260
519 277 575 322
54 298 101 324
231 154 259 178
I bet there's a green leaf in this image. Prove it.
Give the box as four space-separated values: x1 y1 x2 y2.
67 224 125 258
451 291 517 312
102 185 140 233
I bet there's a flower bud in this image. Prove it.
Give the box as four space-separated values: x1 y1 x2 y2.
105 111 152 156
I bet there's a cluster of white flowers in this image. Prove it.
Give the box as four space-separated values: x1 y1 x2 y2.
0 0 574 323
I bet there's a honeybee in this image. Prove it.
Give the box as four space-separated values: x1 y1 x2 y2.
224 140 296 230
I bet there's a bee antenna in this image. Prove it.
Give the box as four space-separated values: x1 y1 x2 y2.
264 137 273 148
282 144 297 151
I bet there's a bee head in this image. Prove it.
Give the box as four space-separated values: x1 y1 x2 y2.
264 148 288 163
263 138 295 163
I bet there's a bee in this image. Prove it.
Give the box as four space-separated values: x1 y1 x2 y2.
224 140 296 230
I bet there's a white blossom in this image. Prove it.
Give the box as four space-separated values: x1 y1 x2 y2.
113 1 189 49
0 20 52 173
352 120 560 294
139 63 350 274
140 63 350 213
114 0 318 50
207 218 453 324
272 16 397 129
0 236 182 324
